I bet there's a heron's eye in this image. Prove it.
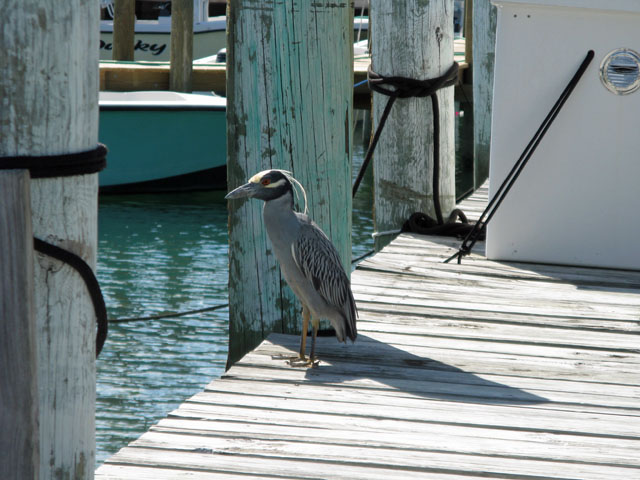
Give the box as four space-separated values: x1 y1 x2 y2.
261 178 271 186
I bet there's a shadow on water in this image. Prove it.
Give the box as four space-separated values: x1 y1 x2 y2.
267 334 549 406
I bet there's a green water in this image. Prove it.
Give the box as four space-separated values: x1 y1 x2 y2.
95 191 230 464
95 101 473 465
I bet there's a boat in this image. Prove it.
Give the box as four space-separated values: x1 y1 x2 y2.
98 90 227 193
99 1 226 62
99 0 369 62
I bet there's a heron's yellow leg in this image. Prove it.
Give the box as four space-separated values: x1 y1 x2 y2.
299 304 310 359
309 317 320 362
287 308 319 368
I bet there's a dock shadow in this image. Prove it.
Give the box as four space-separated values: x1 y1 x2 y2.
432 233 640 294
268 333 548 406
493 257 640 294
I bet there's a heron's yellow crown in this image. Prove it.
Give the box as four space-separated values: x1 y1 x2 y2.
247 169 308 214
248 170 270 184
249 170 288 189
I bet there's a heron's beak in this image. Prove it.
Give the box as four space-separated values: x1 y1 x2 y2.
225 181 259 200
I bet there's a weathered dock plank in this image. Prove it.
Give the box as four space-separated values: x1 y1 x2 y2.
96 182 640 479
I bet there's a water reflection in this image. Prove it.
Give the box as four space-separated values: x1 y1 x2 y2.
96 192 230 464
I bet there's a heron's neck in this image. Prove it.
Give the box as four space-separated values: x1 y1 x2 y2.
263 190 298 247
263 190 294 216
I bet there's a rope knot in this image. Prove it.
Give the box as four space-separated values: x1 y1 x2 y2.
367 62 459 99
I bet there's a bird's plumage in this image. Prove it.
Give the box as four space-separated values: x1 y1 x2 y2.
291 221 357 342
226 169 357 355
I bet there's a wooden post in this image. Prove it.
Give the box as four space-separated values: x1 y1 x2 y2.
226 1 353 366
0 171 39 480
370 0 456 250
0 1 99 478
464 0 473 76
112 0 135 61
472 0 497 188
170 0 194 92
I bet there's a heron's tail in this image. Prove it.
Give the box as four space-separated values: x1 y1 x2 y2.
344 289 357 342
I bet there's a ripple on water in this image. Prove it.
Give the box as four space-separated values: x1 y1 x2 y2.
95 111 472 467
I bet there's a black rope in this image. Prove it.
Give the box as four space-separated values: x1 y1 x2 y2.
352 62 476 238
352 249 375 264
444 50 595 264
0 143 107 178
1 144 109 356
403 208 472 237
34 238 108 357
352 89 397 197
352 63 459 198
109 304 229 323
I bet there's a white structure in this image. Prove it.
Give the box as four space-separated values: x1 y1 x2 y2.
488 0 640 270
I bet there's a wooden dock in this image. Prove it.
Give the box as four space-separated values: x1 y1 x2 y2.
96 184 640 479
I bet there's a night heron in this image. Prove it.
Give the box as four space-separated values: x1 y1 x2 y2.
225 169 357 366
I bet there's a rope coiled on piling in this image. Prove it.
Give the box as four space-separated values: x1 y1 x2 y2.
352 61 479 239
1 144 109 356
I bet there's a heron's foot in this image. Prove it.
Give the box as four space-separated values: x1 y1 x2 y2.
271 354 319 368
287 355 319 368
271 354 300 361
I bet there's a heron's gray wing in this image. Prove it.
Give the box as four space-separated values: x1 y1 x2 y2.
291 222 357 332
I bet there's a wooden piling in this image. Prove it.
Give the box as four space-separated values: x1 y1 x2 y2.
112 0 135 61
370 1 456 250
472 0 497 188
0 171 38 480
0 2 100 478
464 0 473 76
170 0 194 92
226 1 353 367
